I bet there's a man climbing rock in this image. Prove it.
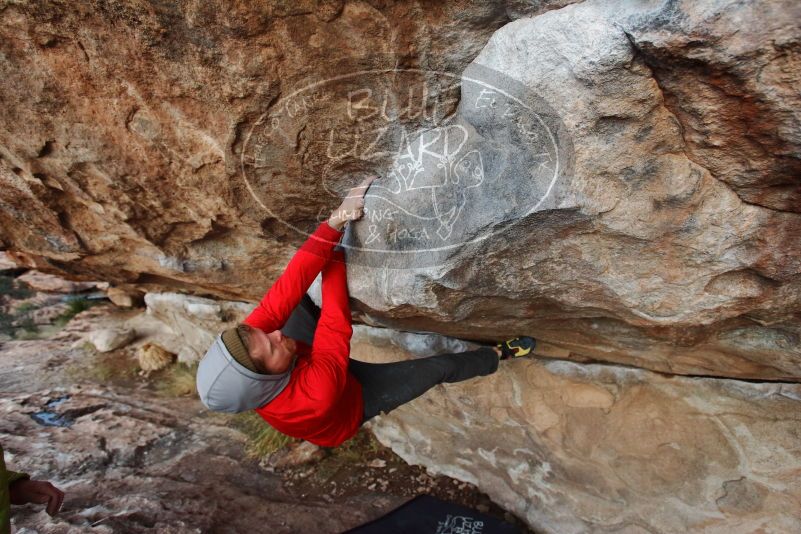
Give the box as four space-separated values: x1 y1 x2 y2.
196 176 535 447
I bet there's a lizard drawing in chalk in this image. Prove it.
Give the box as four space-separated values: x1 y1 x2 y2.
348 123 485 241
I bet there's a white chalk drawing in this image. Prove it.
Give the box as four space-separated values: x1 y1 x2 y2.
333 124 485 240
239 63 570 266
436 514 485 534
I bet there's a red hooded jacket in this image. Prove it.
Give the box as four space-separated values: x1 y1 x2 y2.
246 222 364 447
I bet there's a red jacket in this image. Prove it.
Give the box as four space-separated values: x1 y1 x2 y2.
246 222 364 447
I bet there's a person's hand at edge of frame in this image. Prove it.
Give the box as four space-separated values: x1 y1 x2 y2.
9 478 65 517
327 175 377 231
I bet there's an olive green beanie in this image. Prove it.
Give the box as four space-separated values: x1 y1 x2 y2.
221 325 259 373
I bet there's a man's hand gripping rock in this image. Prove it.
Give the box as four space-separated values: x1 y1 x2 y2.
327 175 377 231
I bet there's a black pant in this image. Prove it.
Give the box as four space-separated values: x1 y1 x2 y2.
282 295 499 423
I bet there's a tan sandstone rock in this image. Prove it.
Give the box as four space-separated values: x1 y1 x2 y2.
143 292 250 363
107 286 145 308
87 327 136 353
0 251 19 271
353 342 801 533
0 0 797 381
16 270 104 293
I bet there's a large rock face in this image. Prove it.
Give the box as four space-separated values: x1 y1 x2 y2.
350 331 801 533
347 0 801 382
1 0 798 381
0 0 536 297
1 3 801 530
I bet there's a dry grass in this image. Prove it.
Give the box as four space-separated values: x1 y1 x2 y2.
157 363 295 458
54 298 97 327
231 411 296 458
66 345 139 384
0 284 99 340
155 362 197 397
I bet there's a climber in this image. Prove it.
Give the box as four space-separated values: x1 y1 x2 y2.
195 175 536 447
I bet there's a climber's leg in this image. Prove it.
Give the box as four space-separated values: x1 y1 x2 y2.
349 347 499 422
280 294 320 346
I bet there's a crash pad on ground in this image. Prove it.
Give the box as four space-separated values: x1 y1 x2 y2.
343 494 521 534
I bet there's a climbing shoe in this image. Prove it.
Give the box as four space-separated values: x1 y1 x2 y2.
497 336 536 360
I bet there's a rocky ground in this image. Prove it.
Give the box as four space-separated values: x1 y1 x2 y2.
0 270 532 533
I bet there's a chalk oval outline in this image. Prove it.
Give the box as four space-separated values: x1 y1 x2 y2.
240 66 564 254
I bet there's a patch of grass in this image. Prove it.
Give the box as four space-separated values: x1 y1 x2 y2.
335 429 383 462
14 301 37 314
65 347 139 385
10 310 40 339
231 411 296 459
13 323 41 340
335 438 366 464
0 274 33 300
4 299 43 340
156 362 198 397
302 429 386 484
54 297 100 327
0 284 100 338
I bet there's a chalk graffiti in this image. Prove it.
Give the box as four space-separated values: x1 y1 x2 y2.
238 60 572 267
436 514 485 534
375 124 484 240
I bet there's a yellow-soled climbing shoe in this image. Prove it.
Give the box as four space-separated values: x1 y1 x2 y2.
497 337 536 360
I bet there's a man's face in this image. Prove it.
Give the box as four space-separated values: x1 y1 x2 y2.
246 327 298 374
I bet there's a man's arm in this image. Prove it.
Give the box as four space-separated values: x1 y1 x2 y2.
244 176 376 333
244 222 343 333
1 446 64 527
299 249 353 403
313 249 352 358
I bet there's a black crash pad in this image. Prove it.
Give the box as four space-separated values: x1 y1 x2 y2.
343 494 521 534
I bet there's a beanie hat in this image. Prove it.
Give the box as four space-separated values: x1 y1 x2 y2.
221 325 258 373
196 333 293 413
